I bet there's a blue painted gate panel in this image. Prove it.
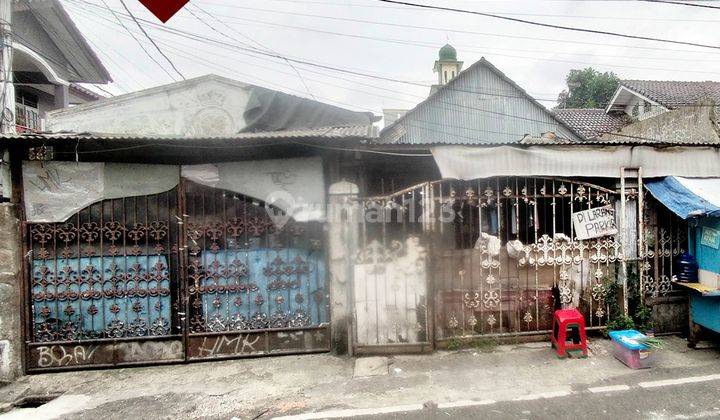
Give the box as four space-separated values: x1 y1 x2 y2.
32 255 172 341
196 248 327 331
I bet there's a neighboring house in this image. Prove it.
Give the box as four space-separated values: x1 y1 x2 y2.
0 0 111 382
555 80 720 140
380 56 581 148
607 80 720 121
46 74 372 137
13 0 111 132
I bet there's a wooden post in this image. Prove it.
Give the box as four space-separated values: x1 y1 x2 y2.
620 167 628 316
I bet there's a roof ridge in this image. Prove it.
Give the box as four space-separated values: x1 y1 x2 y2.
623 79 720 84
554 108 607 112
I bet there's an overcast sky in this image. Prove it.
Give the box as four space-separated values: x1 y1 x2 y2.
63 0 720 117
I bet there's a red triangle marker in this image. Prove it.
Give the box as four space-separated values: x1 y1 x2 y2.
138 0 189 23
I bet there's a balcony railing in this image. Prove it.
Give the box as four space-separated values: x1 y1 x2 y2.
15 103 41 133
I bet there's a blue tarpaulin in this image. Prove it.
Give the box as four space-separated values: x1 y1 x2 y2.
645 177 720 220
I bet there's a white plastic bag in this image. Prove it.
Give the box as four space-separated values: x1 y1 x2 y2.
475 233 501 256
506 239 524 259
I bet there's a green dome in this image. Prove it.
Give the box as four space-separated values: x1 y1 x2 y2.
438 44 457 61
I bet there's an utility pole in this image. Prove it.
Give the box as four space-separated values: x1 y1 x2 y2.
0 0 12 201
0 0 13 135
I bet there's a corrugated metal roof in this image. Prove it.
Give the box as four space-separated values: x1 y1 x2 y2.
553 109 629 139
1 124 376 142
377 58 584 145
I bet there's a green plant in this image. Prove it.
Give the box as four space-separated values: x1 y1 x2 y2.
601 270 658 336
446 338 462 351
601 273 633 335
633 304 655 332
605 314 635 336
470 338 498 353
637 336 665 350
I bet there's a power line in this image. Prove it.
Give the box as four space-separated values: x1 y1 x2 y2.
375 0 720 51
200 0 720 22
188 4 317 100
67 0 567 106
67 0 720 116
68 0 720 104
33 8 690 147
184 3 720 57
117 0 185 80
71 0 720 84
81 83 115 97
98 0 177 82
66 4 385 113
65 0 720 144
84 35 165 89
51 1 720 147
210 14 720 75
48 140 434 157
219 15 720 64
54 4 580 140
637 0 720 10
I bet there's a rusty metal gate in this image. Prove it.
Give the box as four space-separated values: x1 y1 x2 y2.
640 198 688 299
354 177 625 352
24 181 329 372
25 188 184 371
182 181 329 361
638 196 689 334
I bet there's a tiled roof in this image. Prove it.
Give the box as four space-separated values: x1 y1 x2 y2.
553 109 629 139
621 80 720 108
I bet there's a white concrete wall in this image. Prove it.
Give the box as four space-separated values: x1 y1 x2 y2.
328 181 360 354
0 204 22 381
46 76 253 137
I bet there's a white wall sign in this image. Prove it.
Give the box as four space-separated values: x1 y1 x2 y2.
572 206 618 240
701 227 720 249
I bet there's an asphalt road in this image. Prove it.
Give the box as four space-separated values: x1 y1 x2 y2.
353 380 720 420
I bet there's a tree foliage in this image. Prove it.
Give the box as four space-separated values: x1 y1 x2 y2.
557 68 620 109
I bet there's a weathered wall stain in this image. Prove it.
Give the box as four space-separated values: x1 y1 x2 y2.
602 105 719 144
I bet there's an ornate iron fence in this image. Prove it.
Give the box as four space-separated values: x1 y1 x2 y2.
354 177 624 352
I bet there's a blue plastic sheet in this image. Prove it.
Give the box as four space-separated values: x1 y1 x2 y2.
645 177 720 220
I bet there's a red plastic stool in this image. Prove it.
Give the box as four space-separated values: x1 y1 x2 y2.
550 309 588 358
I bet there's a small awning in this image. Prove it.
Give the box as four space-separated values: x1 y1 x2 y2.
645 177 720 219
